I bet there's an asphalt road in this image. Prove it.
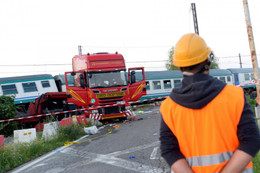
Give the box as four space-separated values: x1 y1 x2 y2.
10 105 170 173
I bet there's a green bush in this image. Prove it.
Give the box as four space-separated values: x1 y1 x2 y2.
0 95 16 119
0 96 18 136
246 95 257 110
58 124 85 141
0 122 18 137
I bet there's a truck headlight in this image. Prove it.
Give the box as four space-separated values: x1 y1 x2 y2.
117 101 126 104
91 110 99 114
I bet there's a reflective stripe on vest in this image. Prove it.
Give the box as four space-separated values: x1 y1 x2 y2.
186 151 253 173
186 151 232 167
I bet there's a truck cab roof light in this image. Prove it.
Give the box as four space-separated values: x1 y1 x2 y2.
95 52 108 54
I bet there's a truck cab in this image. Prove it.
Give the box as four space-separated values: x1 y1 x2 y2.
65 52 146 120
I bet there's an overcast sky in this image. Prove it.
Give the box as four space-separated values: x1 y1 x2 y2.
0 0 260 77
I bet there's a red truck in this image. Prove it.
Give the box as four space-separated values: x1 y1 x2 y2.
22 52 146 126
63 52 146 120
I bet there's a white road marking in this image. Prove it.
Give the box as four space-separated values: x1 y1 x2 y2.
61 147 165 173
150 147 159 160
30 163 46 169
95 154 165 173
45 167 65 173
108 141 160 157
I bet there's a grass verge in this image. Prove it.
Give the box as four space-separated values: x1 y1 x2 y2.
0 123 88 172
253 152 260 173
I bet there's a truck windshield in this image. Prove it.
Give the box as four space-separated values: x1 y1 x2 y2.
88 70 127 88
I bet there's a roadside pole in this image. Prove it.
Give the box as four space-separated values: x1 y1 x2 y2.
243 0 260 127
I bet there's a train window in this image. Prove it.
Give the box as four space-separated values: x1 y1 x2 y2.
146 81 150 90
227 76 231 82
22 82 38 93
219 77 226 83
1 84 18 95
152 81 161 90
244 73 250 81
41 81 50 88
163 80 171 89
251 73 254 80
174 80 181 88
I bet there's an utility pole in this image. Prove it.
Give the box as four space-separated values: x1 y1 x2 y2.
239 53 242 68
191 3 199 35
78 45 82 55
243 0 260 104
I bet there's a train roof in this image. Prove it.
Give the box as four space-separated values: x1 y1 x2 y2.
227 68 253 73
0 74 53 84
209 69 232 76
136 69 232 80
141 71 183 80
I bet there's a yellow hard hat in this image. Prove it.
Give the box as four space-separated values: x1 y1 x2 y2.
173 33 211 67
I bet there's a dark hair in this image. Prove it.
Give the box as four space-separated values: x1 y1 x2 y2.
180 60 208 72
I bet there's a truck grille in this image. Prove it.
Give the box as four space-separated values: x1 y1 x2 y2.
98 106 125 115
98 96 123 105
104 106 119 114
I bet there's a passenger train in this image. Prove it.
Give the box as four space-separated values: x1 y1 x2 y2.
0 68 257 109
0 74 58 110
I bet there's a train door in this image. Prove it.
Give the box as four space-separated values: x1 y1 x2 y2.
234 73 239 85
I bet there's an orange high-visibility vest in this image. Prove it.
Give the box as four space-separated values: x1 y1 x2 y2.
161 85 253 173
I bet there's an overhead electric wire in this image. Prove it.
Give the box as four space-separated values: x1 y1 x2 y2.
0 54 259 75
82 45 172 49
0 60 168 67
0 64 71 67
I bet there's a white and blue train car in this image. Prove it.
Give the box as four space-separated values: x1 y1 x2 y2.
211 69 233 85
227 68 254 86
0 74 58 105
141 70 183 100
227 68 258 94
136 69 233 101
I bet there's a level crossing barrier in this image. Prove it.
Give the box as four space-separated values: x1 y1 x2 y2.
0 97 167 123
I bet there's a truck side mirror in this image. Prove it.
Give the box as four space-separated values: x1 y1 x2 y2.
130 71 136 84
79 74 85 88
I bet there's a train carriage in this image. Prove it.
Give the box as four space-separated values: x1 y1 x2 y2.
0 74 58 112
136 69 233 101
227 68 256 93
0 68 256 114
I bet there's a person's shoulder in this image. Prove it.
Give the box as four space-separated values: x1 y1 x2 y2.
221 84 244 101
224 84 244 92
161 97 173 108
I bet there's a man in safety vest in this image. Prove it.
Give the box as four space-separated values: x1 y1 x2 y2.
160 33 260 173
